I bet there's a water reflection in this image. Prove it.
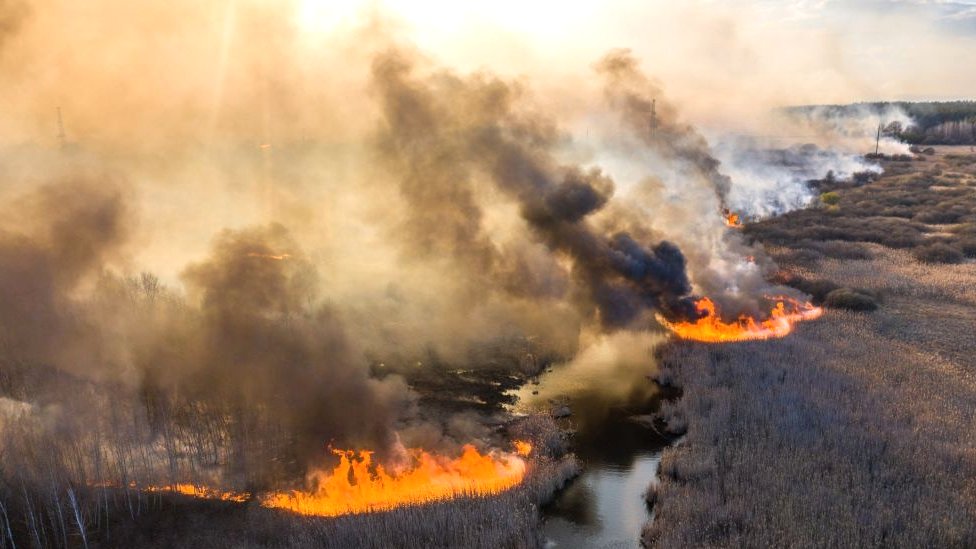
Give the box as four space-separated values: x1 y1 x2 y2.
509 332 677 548
543 453 662 548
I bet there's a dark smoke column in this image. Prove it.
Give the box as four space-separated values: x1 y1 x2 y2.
372 50 703 328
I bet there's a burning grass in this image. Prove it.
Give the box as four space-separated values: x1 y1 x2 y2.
0 413 575 548
722 209 742 228
262 444 529 517
658 297 822 343
646 150 976 547
135 443 534 519
645 279 976 547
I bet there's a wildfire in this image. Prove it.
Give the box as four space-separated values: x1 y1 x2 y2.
723 210 742 228
146 483 248 502
123 443 530 517
261 443 529 517
514 440 532 457
660 296 822 342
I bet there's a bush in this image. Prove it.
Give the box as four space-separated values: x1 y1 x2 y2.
952 223 976 237
820 191 841 206
956 237 976 258
851 171 877 185
914 209 962 224
823 288 879 312
821 241 872 260
913 243 965 264
776 247 824 266
770 273 840 304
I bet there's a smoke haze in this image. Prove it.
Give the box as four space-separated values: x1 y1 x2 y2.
0 0 966 487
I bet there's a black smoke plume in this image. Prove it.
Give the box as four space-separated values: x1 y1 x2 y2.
372 50 702 326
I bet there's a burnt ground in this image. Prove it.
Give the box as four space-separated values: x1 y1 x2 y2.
645 147 976 547
371 335 555 415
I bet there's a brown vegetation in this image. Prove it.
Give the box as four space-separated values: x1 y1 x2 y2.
646 148 976 547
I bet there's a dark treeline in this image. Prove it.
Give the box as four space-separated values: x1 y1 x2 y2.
788 101 976 145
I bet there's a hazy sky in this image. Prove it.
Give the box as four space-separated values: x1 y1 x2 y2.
279 0 976 128
361 0 976 102
1 0 974 145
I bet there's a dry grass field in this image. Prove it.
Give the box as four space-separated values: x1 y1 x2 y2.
645 148 976 547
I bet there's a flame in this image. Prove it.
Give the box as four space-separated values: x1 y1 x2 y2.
122 443 530 517
660 296 822 342
724 210 742 227
146 483 249 502
261 444 528 517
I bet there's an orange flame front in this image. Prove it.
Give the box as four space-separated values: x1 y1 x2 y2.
130 444 530 516
660 296 822 342
724 211 741 227
146 483 248 502
262 444 529 517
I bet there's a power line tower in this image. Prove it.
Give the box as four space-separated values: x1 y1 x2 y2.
57 107 66 150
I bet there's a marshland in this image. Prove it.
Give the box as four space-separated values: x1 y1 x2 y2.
1 1 975 548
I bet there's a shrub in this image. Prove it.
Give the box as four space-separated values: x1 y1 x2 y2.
851 171 877 185
951 223 976 237
775 275 840 304
776 248 824 266
820 191 841 206
913 243 964 264
914 209 962 224
820 241 872 260
823 288 879 312
954 237 976 258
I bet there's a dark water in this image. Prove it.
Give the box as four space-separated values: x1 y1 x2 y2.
542 453 661 549
510 347 676 549
539 395 672 549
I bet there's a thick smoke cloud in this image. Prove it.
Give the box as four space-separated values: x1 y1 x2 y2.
0 0 906 495
596 49 733 202
174 224 412 463
0 175 411 482
372 50 701 327
0 177 130 373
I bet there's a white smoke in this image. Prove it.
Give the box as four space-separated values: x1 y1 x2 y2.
713 138 881 219
782 104 916 155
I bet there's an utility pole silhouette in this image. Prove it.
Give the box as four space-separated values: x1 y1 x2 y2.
875 120 882 155
57 107 67 150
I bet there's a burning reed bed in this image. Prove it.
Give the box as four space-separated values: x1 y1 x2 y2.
81 456 578 549
646 291 976 546
0 383 578 549
645 153 976 547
